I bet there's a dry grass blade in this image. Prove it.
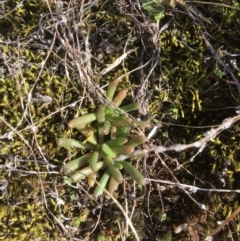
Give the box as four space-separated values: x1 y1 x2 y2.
100 49 136 75
206 206 240 240
102 184 141 241
184 1 240 10
1 0 240 239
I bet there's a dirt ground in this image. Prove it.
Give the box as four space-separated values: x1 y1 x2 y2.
0 0 240 240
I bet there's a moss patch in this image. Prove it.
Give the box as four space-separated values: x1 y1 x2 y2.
0 0 240 240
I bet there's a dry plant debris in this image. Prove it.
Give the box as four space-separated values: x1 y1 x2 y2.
0 0 240 240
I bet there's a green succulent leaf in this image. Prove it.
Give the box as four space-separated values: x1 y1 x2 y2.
96 104 106 123
115 150 148 161
113 90 127 106
89 151 100 172
57 138 94 149
114 161 123 169
105 137 128 146
97 104 106 143
120 102 139 112
108 114 127 122
111 145 134 155
102 120 111 135
106 79 120 101
61 153 92 175
88 172 97 188
110 118 131 127
101 143 116 158
108 175 120 195
121 161 146 185
78 127 98 145
93 169 111 200
68 113 97 129
116 125 130 137
103 154 123 183
110 126 117 140
132 120 149 128
69 162 105 183
127 135 147 147
140 0 165 22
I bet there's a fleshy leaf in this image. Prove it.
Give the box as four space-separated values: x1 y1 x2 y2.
110 126 117 139
89 151 100 172
102 120 111 135
68 113 97 129
106 79 120 101
101 143 116 158
121 161 146 185
174 223 188 234
103 154 123 183
111 145 134 155
61 153 92 175
78 127 98 145
113 90 127 106
105 137 128 146
110 118 131 127
96 104 106 123
57 138 94 149
108 175 119 194
93 169 111 199
127 135 147 147
108 114 127 122
120 102 139 112
88 172 97 188
132 120 149 128
69 162 105 183
115 150 148 161
116 125 130 137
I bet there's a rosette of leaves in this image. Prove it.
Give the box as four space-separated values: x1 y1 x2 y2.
57 79 148 199
175 218 203 241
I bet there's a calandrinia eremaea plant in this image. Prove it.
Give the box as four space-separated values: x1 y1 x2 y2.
175 218 203 241
57 79 148 199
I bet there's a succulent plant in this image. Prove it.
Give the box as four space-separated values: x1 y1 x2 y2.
58 79 148 199
175 218 203 241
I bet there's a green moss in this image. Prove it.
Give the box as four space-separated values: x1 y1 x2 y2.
0 0 240 240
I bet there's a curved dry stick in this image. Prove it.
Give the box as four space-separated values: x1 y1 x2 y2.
206 206 240 239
